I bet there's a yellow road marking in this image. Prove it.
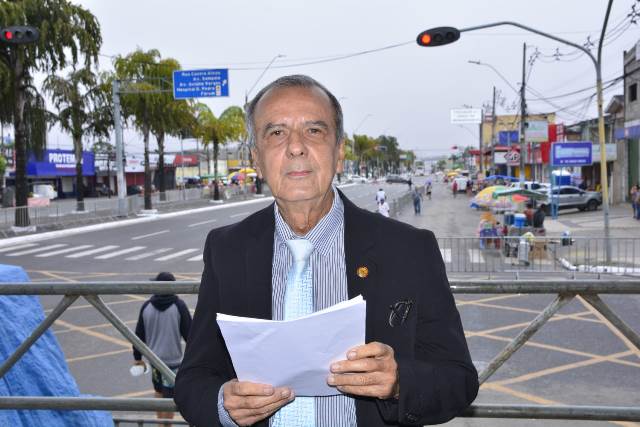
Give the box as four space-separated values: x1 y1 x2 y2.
66 349 131 363
456 294 521 306
54 319 130 348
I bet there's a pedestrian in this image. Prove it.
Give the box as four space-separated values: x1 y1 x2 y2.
133 272 192 426
452 180 458 198
426 181 432 200
412 186 423 214
407 177 412 190
375 187 386 204
378 197 390 217
632 184 639 219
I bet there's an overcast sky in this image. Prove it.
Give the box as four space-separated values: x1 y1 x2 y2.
41 0 640 157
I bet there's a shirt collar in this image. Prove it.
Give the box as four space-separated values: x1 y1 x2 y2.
274 186 344 258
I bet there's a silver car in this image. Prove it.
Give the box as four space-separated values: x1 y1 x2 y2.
543 185 602 212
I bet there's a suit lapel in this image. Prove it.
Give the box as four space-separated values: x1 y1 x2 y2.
245 203 276 320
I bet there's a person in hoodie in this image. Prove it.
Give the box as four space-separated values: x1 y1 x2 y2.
132 272 192 423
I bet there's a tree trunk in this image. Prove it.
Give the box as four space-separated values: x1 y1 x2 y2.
143 124 152 210
157 131 166 202
12 54 29 227
73 134 85 212
213 141 220 200
206 144 212 175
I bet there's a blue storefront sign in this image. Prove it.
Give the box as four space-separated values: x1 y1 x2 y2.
551 142 592 167
25 149 95 177
498 130 519 146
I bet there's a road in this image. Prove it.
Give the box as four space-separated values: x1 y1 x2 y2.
1 179 639 426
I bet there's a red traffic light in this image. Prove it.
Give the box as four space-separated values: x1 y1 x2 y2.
0 26 40 45
416 27 460 47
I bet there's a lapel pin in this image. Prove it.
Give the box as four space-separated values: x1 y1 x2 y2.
356 266 369 279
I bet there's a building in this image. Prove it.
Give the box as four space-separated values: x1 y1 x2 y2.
478 113 555 179
617 45 640 201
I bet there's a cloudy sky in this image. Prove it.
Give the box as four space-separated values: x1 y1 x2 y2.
42 0 640 158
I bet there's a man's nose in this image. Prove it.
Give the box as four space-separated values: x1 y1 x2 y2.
286 129 307 157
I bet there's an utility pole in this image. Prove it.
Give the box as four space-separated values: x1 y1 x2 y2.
112 79 127 217
491 86 497 176
479 111 484 174
519 43 527 187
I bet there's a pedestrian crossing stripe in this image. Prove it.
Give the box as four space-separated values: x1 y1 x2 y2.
0 243 37 253
154 248 199 261
7 244 67 257
126 248 172 261
36 245 94 257
187 254 203 262
66 245 119 258
94 246 146 260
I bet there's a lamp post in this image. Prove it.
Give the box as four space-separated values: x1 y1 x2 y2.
417 0 614 262
243 54 285 196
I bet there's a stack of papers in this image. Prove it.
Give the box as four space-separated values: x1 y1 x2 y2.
217 295 366 396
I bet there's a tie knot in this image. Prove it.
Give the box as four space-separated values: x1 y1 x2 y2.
286 239 314 262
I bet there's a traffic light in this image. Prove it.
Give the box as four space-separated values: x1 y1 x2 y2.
0 26 40 45
416 27 460 47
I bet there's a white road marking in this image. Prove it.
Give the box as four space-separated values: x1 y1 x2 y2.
440 248 452 263
126 248 172 261
7 244 67 256
131 230 169 240
155 248 199 261
187 254 203 262
66 245 119 258
468 249 485 264
36 245 93 257
0 243 37 253
188 219 218 228
229 211 250 218
95 246 147 260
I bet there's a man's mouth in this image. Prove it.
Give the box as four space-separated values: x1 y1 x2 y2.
286 170 312 178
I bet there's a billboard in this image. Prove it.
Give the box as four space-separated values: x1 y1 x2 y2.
525 120 549 143
450 108 482 124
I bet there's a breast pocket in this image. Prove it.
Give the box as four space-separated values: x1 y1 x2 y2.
377 299 417 358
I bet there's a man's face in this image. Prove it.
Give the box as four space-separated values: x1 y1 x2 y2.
251 86 344 204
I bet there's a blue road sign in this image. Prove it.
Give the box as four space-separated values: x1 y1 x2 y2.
551 141 592 166
172 69 229 99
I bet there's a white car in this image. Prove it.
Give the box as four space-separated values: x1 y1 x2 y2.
348 174 367 184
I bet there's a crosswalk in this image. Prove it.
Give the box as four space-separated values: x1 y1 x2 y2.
0 242 205 263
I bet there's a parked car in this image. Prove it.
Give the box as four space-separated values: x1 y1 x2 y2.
347 174 367 184
126 185 143 195
540 185 602 212
385 174 408 184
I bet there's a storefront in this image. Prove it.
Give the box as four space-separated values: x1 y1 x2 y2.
9 149 95 198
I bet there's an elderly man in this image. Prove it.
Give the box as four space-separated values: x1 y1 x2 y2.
174 75 478 426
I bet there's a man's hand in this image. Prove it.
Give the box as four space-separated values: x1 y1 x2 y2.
222 379 294 426
327 342 399 400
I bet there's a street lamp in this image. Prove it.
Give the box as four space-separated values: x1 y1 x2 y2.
417 0 615 262
234 54 285 198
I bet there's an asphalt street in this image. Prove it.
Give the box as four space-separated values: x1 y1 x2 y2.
1 179 639 426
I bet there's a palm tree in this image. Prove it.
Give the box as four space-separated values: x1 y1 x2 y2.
0 0 101 226
113 49 163 210
43 68 111 211
194 104 246 201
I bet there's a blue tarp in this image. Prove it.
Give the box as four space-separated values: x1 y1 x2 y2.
0 264 112 426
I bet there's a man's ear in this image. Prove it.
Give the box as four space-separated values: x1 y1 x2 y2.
336 139 346 173
251 147 263 178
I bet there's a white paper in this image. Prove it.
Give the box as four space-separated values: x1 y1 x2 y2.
217 295 366 396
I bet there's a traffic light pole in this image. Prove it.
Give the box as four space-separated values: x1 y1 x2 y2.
519 43 527 187
456 11 613 262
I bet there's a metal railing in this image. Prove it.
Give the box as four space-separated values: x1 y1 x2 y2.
437 236 640 276
0 279 639 423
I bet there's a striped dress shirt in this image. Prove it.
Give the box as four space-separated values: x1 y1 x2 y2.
271 187 357 427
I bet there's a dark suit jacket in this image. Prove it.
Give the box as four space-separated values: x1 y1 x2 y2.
175 191 478 426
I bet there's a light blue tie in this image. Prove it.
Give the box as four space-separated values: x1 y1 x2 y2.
272 239 316 427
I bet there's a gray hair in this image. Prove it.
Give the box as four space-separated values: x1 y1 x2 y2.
245 75 344 148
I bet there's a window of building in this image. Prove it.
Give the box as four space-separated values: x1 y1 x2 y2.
630 83 638 102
